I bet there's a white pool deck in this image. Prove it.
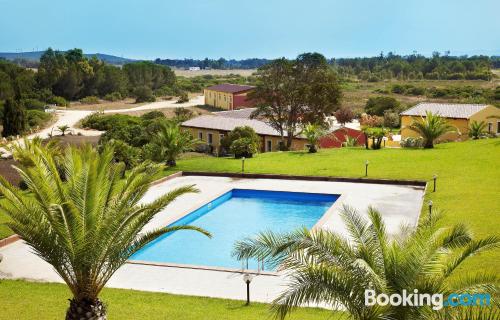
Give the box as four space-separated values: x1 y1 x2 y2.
0 175 425 303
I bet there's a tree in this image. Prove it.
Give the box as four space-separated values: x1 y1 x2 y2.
302 123 325 153
233 206 499 320
0 144 210 319
468 120 487 139
230 138 259 158
334 107 355 126
365 96 401 116
2 99 27 137
249 53 342 150
409 111 454 148
57 124 70 136
152 122 197 166
220 126 260 155
134 86 155 103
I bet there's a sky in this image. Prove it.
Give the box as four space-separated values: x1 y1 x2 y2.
1 0 499 60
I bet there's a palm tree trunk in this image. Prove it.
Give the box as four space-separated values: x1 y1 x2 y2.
66 298 106 320
424 140 434 148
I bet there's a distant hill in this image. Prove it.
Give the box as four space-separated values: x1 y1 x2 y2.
0 51 137 65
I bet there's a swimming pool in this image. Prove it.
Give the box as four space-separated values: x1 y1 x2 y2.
131 189 338 269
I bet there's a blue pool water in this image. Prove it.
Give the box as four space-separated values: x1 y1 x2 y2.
131 189 338 269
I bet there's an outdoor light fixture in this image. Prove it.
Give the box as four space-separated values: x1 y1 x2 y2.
433 174 438 192
241 157 246 173
428 200 433 222
243 273 254 305
365 160 369 177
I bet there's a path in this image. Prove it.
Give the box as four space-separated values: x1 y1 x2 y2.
30 95 204 139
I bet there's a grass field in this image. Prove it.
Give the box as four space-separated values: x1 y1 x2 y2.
0 280 337 320
0 139 498 319
164 138 500 272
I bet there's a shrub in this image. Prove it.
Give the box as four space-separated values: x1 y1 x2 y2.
177 92 189 103
360 114 384 127
21 98 45 110
101 139 140 169
365 96 401 116
407 86 426 96
173 107 193 122
334 107 355 125
27 110 51 128
99 124 148 147
383 110 400 128
48 96 69 107
391 84 406 94
134 86 156 103
2 99 27 137
400 137 424 148
230 137 259 158
81 113 142 131
221 126 260 153
140 111 165 121
80 96 100 104
154 85 176 97
103 92 122 101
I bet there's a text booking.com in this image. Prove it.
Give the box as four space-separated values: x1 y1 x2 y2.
365 289 491 310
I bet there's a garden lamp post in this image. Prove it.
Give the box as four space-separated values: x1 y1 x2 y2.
433 174 438 192
243 273 254 306
365 160 369 177
241 157 246 173
428 200 433 222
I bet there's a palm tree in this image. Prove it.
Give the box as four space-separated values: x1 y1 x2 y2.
0 144 210 319
153 122 198 166
57 124 71 136
233 206 499 320
409 111 454 148
302 123 325 153
468 120 487 140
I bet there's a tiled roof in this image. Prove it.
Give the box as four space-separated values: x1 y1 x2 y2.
205 84 255 94
182 115 303 138
212 108 257 119
400 103 489 119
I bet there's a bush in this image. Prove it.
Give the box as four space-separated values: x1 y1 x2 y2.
334 107 355 125
230 137 259 158
400 137 424 148
99 124 148 147
177 92 189 103
102 139 140 169
48 96 68 107
360 114 384 127
103 92 122 101
80 96 100 104
173 107 193 122
383 110 400 128
27 110 52 128
221 126 260 153
141 142 164 162
365 96 401 116
21 98 45 110
81 113 142 131
140 111 165 121
134 86 156 103
407 86 426 96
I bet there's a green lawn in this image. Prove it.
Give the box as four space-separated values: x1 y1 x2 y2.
168 138 500 272
0 139 498 319
0 280 337 320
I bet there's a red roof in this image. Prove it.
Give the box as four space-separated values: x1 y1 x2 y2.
205 84 255 94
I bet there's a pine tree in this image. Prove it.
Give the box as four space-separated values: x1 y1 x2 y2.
2 99 27 137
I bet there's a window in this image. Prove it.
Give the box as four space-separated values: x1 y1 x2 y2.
497 121 500 134
198 132 203 140
208 133 213 144
219 134 224 140
266 140 272 152
488 122 492 133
